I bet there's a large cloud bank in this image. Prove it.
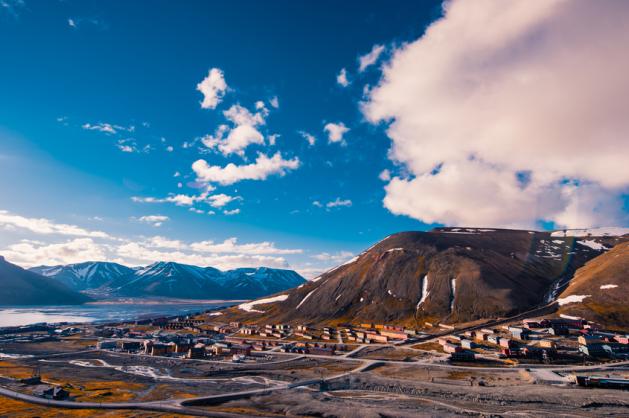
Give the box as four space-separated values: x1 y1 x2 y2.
363 0 629 228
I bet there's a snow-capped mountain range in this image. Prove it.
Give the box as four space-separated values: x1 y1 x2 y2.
29 261 306 300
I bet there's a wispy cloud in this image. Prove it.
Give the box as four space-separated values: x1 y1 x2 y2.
269 96 279 109
0 0 25 19
223 208 240 215
312 198 352 210
326 198 352 208
131 189 215 207
0 209 111 239
299 131 316 146
358 44 385 72
137 215 169 227
66 17 107 30
190 237 302 255
82 122 134 135
312 251 354 263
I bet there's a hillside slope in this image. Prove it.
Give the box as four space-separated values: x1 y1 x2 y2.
220 228 627 326
0 256 91 305
557 241 629 329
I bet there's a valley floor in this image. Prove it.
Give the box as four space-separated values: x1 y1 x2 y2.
0 335 628 417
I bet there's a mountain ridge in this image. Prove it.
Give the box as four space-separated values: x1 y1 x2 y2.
0 256 91 305
29 260 306 300
218 227 628 327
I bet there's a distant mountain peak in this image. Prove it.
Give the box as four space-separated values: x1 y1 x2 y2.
28 260 306 300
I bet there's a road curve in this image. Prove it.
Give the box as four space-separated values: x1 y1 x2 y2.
0 385 243 417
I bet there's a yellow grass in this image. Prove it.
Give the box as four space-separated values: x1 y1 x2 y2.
0 397 191 417
412 341 445 353
137 384 198 401
0 360 35 379
67 380 146 402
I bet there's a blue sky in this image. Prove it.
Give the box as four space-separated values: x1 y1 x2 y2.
2 0 628 278
0 0 443 276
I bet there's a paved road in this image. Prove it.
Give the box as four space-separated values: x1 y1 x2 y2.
103 343 629 373
181 356 376 406
109 348 306 368
264 350 629 373
528 368 572 384
0 385 228 417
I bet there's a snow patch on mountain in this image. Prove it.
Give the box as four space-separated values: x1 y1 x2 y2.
416 275 430 309
578 240 607 251
450 278 456 311
551 228 629 237
557 294 591 306
296 289 317 310
239 294 288 313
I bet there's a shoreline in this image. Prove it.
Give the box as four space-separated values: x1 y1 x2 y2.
0 300 240 328
86 297 247 306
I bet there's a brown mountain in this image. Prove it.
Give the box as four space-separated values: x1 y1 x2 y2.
220 228 627 327
557 241 629 329
0 256 91 305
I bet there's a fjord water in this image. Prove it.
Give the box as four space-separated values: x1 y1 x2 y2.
0 301 235 327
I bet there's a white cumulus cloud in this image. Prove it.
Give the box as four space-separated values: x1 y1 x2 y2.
2 238 108 267
337 68 350 87
223 104 267 127
192 152 300 186
202 104 269 156
363 0 629 228
196 68 228 109
207 193 241 208
323 122 349 144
